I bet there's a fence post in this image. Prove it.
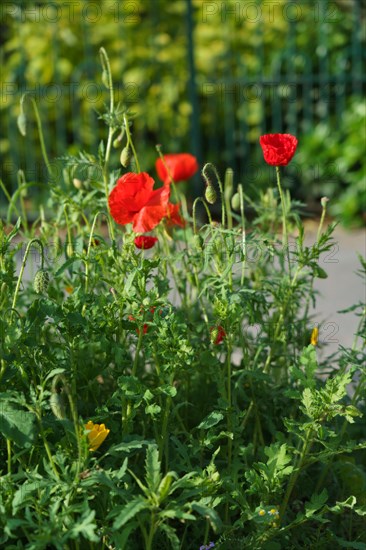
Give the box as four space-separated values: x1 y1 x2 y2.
186 0 202 195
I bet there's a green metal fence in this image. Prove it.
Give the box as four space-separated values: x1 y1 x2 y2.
1 0 365 201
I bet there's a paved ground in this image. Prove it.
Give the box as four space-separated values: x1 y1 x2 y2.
304 224 365 359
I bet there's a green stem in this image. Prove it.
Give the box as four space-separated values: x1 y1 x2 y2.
82 211 102 315
224 168 234 230
280 428 314 521
99 48 116 243
238 184 246 286
38 415 60 479
125 322 145 432
192 197 213 234
124 114 141 174
146 511 156 550
17 170 29 234
7 439 11 475
21 94 53 178
11 238 44 317
275 166 291 277
316 198 328 244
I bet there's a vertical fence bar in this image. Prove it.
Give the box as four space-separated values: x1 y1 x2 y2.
186 0 202 195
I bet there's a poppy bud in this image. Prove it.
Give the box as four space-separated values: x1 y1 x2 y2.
17 112 27 137
73 178 83 190
33 269 50 294
321 196 329 208
120 146 131 167
210 325 226 345
101 69 110 89
50 392 66 420
231 192 241 211
205 185 217 204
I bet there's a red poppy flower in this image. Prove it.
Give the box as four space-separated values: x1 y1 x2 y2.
128 315 148 335
165 203 186 227
108 172 170 233
128 307 162 335
210 325 226 345
134 236 158 249
156 153 199 185
259 134 298 166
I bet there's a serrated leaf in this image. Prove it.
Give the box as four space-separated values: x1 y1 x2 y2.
112 497 147 529
190 502 222 532
302 388 313 416
69 508 99 542
145 444 161 493
159 523 180 550
305 489 328 517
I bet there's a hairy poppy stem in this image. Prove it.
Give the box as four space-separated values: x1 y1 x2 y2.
11 238 44 318
276 166 291 277
124 114 141 173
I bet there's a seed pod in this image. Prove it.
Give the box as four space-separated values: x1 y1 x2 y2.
205 185 217 204
120 146 131 167
231 192 241 211
33 269 50 294
50 392 66 420
101 69 110 89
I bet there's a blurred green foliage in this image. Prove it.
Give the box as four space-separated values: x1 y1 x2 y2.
0 0 365 224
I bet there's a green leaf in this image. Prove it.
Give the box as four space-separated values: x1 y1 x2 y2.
107 439 150 456
145 444 162 493
159 523 180 550
157 472 178 503
55 256 84 277
0 401 37 448
332 536 366 549
302 388 314 417
12 480 48 514
305 489 328 517
69 508 99 542
112 497 148 529
190 502 222 532
145 403 161 417
197 411 224 430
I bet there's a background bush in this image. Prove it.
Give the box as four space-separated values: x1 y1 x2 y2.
0 0 365 224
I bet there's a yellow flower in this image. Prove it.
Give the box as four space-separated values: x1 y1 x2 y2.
258 509 266 516
85 421 110 451
310 327 319 346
